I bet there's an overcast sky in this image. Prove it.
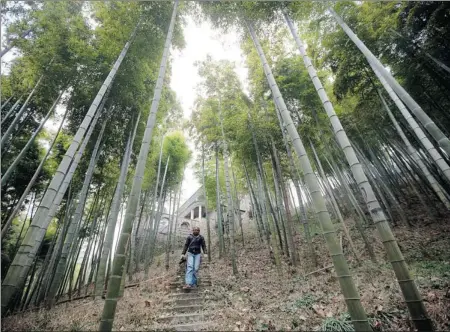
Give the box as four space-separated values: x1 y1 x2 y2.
170 15 248 204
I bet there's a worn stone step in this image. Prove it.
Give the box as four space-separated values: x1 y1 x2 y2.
174 275 211 280
170 281 212 287
173 278 212 283
157 313 208 325
170 321 212 331
168 292 204 300
169 283 183 288
170 286 208 293
172 280 211 285
164 297 203 307
164 304 203 314
169 286 211 292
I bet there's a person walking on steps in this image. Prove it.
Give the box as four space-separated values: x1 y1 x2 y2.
181 226 207 289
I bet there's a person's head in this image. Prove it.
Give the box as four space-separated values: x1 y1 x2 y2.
192 227 200 236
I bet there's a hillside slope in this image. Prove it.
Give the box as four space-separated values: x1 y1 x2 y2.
2 220 449 331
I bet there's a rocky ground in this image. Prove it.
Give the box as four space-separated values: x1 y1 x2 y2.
2 216 449 331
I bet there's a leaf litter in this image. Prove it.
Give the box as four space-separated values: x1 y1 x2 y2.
2 220 449 331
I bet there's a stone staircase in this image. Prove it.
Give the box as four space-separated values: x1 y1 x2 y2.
157 259 214 331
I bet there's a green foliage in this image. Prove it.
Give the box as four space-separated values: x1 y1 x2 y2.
411 261 450 289
140 131 191 194
194 156 226 209
162 131 192 190
321 313 355 332
285 293 317 314
1 131 49 222
413 261 450 278
293 294 316 309
69 320 85 332
315 2 450 151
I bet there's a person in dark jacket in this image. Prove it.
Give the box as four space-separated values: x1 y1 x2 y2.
181 226 207 289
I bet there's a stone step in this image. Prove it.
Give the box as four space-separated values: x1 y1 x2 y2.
174 275 211 280
157 313 208 325
169 281 212 287
170 321 212 331
164 304 203 314
177 287 205 294
169 281 211 289
173 277 211 282
164 297 203 307
169 284 212 290
169 283 211 289
168 292 204 300
169 283 183 288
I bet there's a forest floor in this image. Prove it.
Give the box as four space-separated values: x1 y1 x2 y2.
2 214 450 331
205 220 450 331
1 253 181 331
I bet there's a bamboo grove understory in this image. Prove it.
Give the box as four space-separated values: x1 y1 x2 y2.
1 1 449 331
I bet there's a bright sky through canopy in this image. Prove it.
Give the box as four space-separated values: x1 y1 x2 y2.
171 15 248 205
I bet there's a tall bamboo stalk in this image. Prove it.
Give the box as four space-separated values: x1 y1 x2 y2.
138 134 164 262
247 21 371 331
1 95 23 126
0 95 14 111
243 161 265 242
0 29 32 58
271 142 297 265
201 143 212 262
1 75 43 150
221 133 238 275
46 119 107 306
370 64 450 183
1 109 67 239
165 188 178 270
38 199 73 305
172 165 185 253
95 115 138 297
248 116 281 269
231 165 244 246
40 107 105 245
215 142 225 256
274 105 316 266
99 4 178 329
147 156 170 269
2 90 63 186
329 8 450 157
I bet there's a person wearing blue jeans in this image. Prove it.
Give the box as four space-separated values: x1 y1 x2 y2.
181 227 207 289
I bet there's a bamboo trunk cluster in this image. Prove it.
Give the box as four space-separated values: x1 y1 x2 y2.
1 25 136 316
247 20 372 331
99 3 178 329
285 11 433 329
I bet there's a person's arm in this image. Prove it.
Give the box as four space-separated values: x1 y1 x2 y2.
182 235 191 255
201 236 207 254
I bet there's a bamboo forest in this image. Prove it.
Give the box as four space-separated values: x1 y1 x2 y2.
1 0 449 331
